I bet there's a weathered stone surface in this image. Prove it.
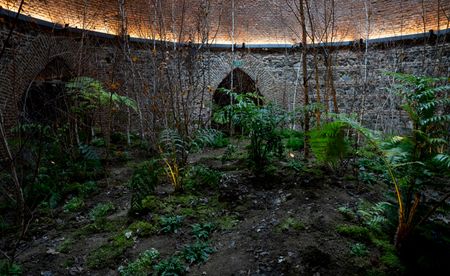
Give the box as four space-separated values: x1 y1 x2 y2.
0 13 449 158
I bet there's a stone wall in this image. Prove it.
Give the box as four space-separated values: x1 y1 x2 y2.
1 14 449 158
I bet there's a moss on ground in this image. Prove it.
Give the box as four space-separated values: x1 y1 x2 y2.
86 232 134 269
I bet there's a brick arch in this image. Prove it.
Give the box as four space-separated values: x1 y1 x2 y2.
0 35 80 131
207 54 280 103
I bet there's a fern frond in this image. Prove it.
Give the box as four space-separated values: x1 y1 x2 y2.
191 129 223 151
159 129 188 158
433 154 450 169
420 115 450 126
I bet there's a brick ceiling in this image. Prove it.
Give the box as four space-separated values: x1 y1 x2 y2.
1 0 449 44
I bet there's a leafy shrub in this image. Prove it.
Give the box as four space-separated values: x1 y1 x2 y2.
221 144 238 163
181 241 215 264
129 160 161 213
63 197 85 213
0 260 21 275
119 248 160 276
351 243 369 257
213 89 286 171
191 129 229 149
309 120 350 170
159 128 224 192
286 136 304 151
89 202 115 221
183 165 222 192
191 223 215 240
153 256 186 276
281 129 304 151
140 196 166 213
160 215 184 233
357 201 391 232
279 129 303 139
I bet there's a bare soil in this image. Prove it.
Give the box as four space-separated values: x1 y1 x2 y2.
3 148 405 275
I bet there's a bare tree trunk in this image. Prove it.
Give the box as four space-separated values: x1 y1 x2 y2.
299 0 310 158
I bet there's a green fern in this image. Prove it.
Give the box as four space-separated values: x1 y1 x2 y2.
191 129 228 150
67 77 137 111
159 129 188 165
129 160 161 213
309 120 350 170
433 154 450 169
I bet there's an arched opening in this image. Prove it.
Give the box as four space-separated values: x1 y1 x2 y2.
212 68 263 133
20 58 73 126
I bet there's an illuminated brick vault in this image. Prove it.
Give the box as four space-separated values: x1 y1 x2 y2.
0 0 449 158
0 0 449 44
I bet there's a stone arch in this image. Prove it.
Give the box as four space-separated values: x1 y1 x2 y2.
20 57 73 124
0 35 80 131
207 54 281 104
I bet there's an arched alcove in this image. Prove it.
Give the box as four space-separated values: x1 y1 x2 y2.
213 68 263 106
212 68 263 132
20 58 73 125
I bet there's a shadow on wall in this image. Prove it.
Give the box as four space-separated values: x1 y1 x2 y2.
19 58 73 126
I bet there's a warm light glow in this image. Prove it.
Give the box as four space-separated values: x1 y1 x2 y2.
1 0 448 45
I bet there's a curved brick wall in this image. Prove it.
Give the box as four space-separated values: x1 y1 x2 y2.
0 0 449 44
0 5 449 159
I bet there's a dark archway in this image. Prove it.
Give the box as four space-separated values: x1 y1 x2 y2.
213 68 263 106
20 58 73 126
212 68 263 133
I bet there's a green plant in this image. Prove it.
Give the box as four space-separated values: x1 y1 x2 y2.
282 129 304 150
63 197 84 213
191 129 229 149
119 248 160 276
336 224 371 242
276 217 305 232
357 202 391 232
159 129 224 192
215 215 239 230
350 243 369 257
160 215 184 233
0 260 21 275
129 160 161 213
181 241 215 264
140 196 166 213
221 144 238 163
87 232 134 269
213 89 286 172
309 120 350 170
89 202 115 221
336 108 449 250
383 73 450 247
127 221 159 237
153 256 186 276
183 165 222 192
338 206 356 221
191 223 215 240
79 181 98 197
285 136 304 151
287 159 303 172
57 238 75 254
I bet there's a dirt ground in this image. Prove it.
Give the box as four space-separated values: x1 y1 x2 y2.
4 148 408 275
